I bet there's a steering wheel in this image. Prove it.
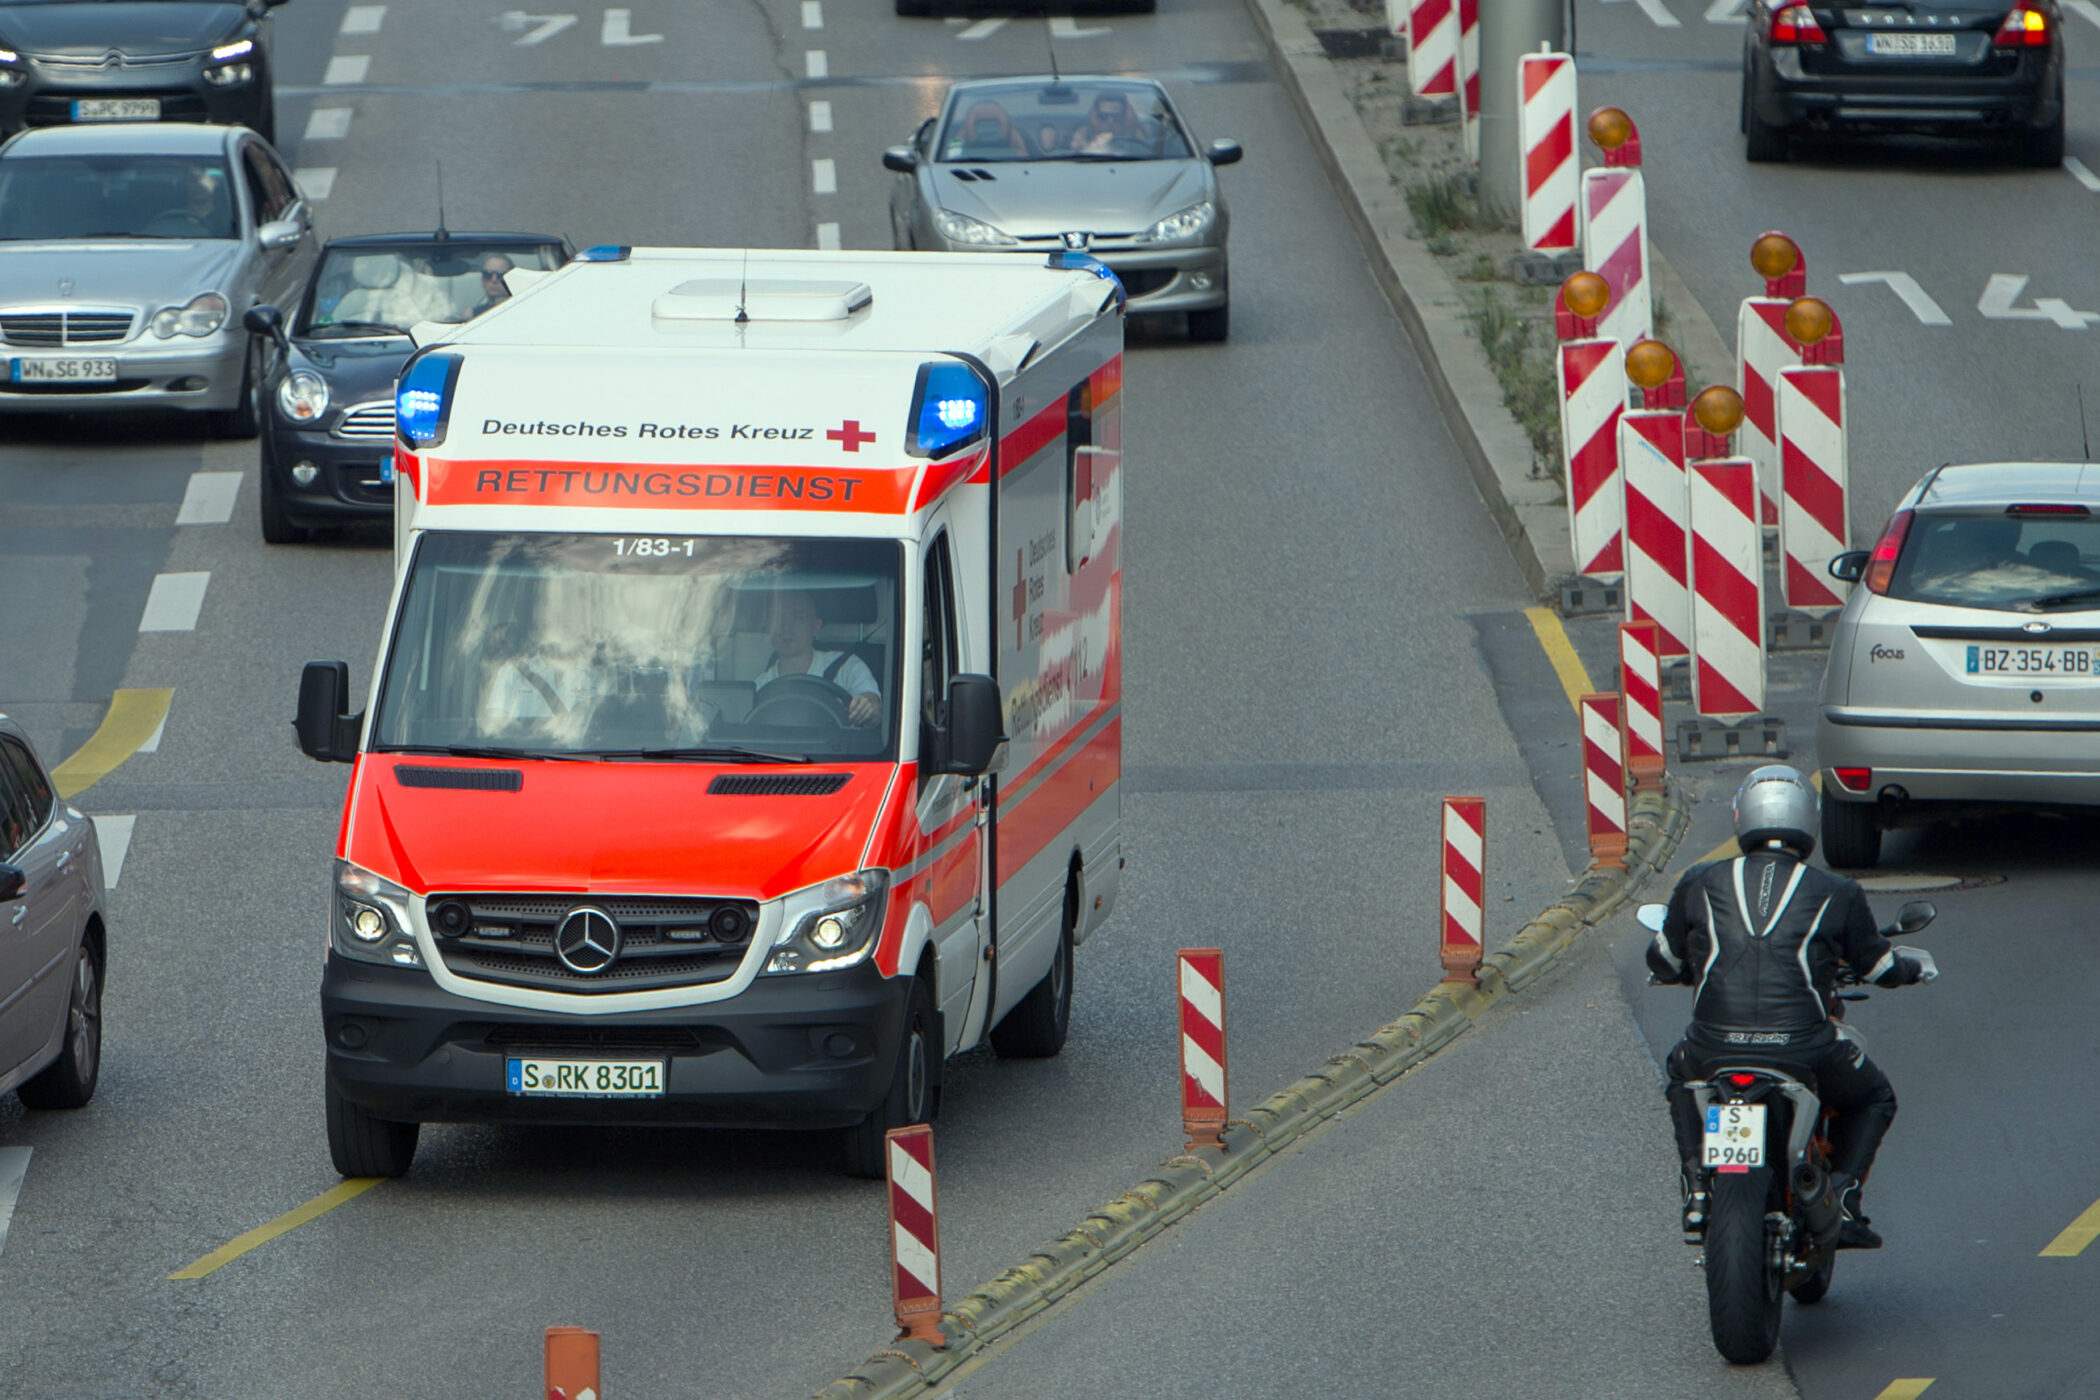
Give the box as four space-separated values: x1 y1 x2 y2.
747 674 852 728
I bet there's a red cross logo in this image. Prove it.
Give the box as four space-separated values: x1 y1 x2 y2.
827 419 876 453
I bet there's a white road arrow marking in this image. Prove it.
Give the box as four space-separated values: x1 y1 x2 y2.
1979 273 2098 329
1049 16 1111 37
601 9 662 44
1838 271 1952 326
2064 156 2100 192
498 11 577 44
1705 0 1748 20
956 17 1007 39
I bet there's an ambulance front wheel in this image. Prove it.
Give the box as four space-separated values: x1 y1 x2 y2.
1187 304 1230 343
842 975 939 1179
326 1073 420 1178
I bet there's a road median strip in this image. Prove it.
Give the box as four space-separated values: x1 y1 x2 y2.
814 782 1689 1399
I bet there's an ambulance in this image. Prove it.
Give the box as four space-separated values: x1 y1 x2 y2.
293 247 1124 1178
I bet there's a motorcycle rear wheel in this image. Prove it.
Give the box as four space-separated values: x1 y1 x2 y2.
1706 1170 1785 1363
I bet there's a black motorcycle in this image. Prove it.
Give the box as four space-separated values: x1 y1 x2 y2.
1636 898 1936 1364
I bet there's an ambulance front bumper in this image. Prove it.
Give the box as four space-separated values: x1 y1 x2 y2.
321 954 911 1130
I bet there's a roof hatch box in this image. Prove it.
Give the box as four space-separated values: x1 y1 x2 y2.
652 278 874 323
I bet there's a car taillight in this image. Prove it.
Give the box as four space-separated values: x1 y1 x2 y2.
1833 767 1872 793
1863 508 1913 596
1995 5 2050 45
2007 502 2090 516
1771 3 1827 43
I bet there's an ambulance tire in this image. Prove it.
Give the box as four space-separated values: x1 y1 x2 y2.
1187 305 1230 342
843 976 939 1179
990 882 1074 1059
326 1074 420 1178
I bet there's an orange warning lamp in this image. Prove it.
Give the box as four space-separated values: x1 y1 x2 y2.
1692 385 1746 438
1785 296 1833 347
1588 107 1633 152
1561 272 1611 320
1750 234 1799 283
1624 338 1678 391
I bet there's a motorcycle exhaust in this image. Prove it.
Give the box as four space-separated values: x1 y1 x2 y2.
1793 1161 1842 1242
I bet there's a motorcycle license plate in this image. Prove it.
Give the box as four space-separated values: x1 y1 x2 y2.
1704 1103 1766 1171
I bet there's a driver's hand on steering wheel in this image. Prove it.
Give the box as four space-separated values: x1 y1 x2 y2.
846 693 879 727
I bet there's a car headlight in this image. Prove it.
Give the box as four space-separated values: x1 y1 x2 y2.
151 293 229 339
933 210 1019 248
1137 201 1217 246
334 860 426 968
0 51 21 88
277 370 329 423
763 869 890 975
203 61 253 86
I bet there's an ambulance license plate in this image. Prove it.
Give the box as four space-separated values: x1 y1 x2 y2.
74 98 161 121
12 357 117 383
380 454 395 483
1704 1102 1766 1171
1867 32 1956 55
507 1057 666 1098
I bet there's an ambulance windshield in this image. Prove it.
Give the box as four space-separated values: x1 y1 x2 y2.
371 532 903 761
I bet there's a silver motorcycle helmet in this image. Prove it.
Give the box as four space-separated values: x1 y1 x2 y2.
1733 764 1818 856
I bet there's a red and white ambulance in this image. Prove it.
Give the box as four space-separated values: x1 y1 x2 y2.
294 247 1124 1177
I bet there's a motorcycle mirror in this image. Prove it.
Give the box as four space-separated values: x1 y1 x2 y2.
1635 903 1667 934
1896 900 1936 934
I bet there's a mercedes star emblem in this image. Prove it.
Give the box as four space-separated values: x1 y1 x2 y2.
555 906 622 974
2025 620 2053 634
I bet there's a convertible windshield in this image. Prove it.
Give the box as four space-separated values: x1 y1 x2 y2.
300 242 562 335
373 532 902 760
937 81 1192 164
1889 510 2100 611
0 155 237 241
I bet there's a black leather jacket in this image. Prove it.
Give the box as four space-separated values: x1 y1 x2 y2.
1646 850 1925 1044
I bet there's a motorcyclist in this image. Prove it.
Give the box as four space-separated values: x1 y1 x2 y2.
1647 765 1938 1250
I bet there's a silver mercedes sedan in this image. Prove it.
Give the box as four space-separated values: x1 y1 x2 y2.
885 76 1241 341
0 121 316 436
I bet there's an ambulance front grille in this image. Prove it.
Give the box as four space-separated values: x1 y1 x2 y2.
428 892 759 995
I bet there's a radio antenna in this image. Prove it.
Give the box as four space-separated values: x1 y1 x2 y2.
735 248 750 326
434 161 450 241
2081 383 2092 461
1045 20 1061 84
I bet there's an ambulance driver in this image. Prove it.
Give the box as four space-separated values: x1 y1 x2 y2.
756 590 880 727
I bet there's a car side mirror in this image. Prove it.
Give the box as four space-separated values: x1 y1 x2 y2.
1206 139 1243 166
244 302 290 354
258 218 302 251
1828 550 1868 583
1635 902 1667 934
0 863 24 901
295 660 363 763
1896 900 1936 934
926 674 1006 776
882 145 919 173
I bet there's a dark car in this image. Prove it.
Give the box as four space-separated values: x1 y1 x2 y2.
0 0 287 144
247 231 570 542
1741 0 2065 164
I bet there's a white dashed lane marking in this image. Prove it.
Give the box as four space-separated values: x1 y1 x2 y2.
340 4 386 34
304 107 353 141
138 705 167 754
1048 16 1111 36
2065 156 2100 193
294 168 337 201
139 573 210 633
805 49 827 78
812 158 837 194
602 8 662 44
174 471 241 525
802 0 823 28
817 221 841 250
809 99 832 133
323 54 371 85
95 815 136 889
0 1148 29 1260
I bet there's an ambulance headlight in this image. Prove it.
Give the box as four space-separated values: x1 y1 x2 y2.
1137 202 1216 246
332 859 425 969
764 869 889 975
277 370 329 423
395 350 461 449
908 360 991 458
933 210 1018 247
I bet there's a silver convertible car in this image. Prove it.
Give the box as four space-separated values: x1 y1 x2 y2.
0 121 315 436
885 76 1240 341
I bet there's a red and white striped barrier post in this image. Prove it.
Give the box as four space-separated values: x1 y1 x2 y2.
1581 693 1629 869
1736 234 1814 527
1456 0 1480 163
1402 0 1460 95
1621 409 1691 659
885 1123 945 1346
1557 306 1627 579
1774 296 1851 619
1618 620 1666 793
1519 50 1578 252
1440 797 1486 984
1580 108 1650 347
1178 949 1228 1150
545 1326 601 1400
1684 389 1768 721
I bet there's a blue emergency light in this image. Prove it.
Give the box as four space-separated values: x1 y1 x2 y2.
908 360 992 458
395 351 461 448
1047 250 1127 310
576 245 632 263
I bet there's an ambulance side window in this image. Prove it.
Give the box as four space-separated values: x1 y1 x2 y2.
921 533 959 773
1064 382 1094 575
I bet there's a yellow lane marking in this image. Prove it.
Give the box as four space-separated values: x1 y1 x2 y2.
1872 1382 1935 1400
2041 1195 2100 1257
1522 606 1595 713
50 688 173 799
167 1179 383 1279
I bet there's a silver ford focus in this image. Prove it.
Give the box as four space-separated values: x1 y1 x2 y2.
0 120 315 436
1816 461 2100 867
885 76 1240 341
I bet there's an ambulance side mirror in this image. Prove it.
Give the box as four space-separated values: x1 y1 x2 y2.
932 674 1006 776
295 660 364 763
